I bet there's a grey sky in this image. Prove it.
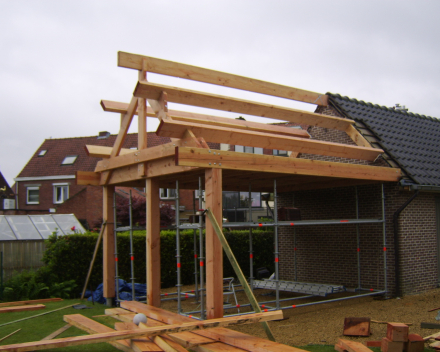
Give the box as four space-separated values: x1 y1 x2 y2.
1 0 439 186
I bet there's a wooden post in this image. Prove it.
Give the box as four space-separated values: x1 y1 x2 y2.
146 178 161 306
204 168 223 319
103 186 115 305
138 66 147 150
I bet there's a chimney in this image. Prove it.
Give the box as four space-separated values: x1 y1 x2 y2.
393 104 408 112
98 131 111 139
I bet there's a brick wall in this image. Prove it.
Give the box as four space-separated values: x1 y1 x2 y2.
276 104 439 297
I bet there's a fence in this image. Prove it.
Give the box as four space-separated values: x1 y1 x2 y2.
0 240 46 280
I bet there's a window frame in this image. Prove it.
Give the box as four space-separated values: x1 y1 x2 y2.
61 155 78 165
53 183 69 204
160 188 176 200
26 187 40 205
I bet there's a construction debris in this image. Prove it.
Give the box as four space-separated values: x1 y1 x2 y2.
343 317 371 336
0 304 45 314
0 298 62 307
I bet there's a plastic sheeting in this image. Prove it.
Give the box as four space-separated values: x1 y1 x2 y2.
0 214 86 241
86 279 147 304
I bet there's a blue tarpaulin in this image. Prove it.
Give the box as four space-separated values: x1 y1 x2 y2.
86 279 147 304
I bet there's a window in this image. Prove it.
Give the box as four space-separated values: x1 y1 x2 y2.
273 150 288 157
53 184 69 204
222 191 261 209
38 150 47 156
160 188 176 199
235 146 263 154
27 187 40 204
61 155 78 165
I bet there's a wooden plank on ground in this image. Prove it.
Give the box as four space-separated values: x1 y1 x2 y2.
120 302 308 352
0 305 45 314
0 298 62 307
41 324 71 341
118 52 328 106
176 147 401 182
64 314 133 352
157 118 381 161
134 81 350 131
114 322 163 352
338 339 373 352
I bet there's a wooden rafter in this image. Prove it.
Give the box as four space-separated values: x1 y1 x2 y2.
175 147 401 182
159 119 382 161
118 51 329 106
134 81 351 131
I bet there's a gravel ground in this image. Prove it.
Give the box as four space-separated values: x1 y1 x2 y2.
160 284 440 348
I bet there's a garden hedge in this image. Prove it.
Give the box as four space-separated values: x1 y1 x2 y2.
43 229 275 296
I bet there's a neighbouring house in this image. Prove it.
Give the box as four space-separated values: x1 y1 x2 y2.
277 94 440 297
13 132 206 229
0 171 15 211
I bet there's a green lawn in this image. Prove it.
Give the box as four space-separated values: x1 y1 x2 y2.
0 299 119 351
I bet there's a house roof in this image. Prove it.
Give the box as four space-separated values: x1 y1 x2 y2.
16 132 172 178
328 93 440 186
0 171 14 197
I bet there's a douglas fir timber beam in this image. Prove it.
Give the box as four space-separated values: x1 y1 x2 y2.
176 147 401 182
102 186 115 305
100 99 311 139
159 119 383 161
134 81 350 131
118 51 329 106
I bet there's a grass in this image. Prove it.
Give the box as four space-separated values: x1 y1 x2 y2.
0 299 119 351
0 301 435 352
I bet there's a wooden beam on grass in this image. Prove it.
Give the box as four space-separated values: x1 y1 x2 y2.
159 118 382 161
100 99 311 139
114 322 164 352
0 298 62 307
176 147 401 182
0 312 284 352
120 302 307 352
0 305 45 314
134 81 349 131
118 52 329 106
205 208 276 342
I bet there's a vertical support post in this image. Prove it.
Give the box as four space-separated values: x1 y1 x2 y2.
294 227 297 282
146 178 161 306
113 194 120 303
138 65 147 150
355 186 361 292
381 183 388 296
248 184 254 291
198 177 205 319
175 181 182 313
205 168 223 319
103 186 115 306
129 190 136 300
273 179 280 310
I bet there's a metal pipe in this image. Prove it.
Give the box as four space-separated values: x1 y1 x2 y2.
393 190 420 297
193 228 199 302
129 190 136 300
274 179 280 310
198 177 205 320
113 192 120 303
381 184 388 297
248 183 254 291
355 186 361 291
175 181 182 313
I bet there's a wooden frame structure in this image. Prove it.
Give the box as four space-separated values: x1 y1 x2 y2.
78 51 401 319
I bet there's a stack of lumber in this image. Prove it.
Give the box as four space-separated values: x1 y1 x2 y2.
0 301 309 352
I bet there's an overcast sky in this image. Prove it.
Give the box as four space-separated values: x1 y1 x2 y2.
1 1 439 186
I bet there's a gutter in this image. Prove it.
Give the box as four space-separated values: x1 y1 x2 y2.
393 190 420 297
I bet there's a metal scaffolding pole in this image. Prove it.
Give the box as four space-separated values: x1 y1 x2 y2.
193 226 199 302
198 177 205 319
355 186 361 292
128 190 136 300
175 181 182 313
274 179 280 310
113 193 120 303
248 183 254 291
381 184 388 296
